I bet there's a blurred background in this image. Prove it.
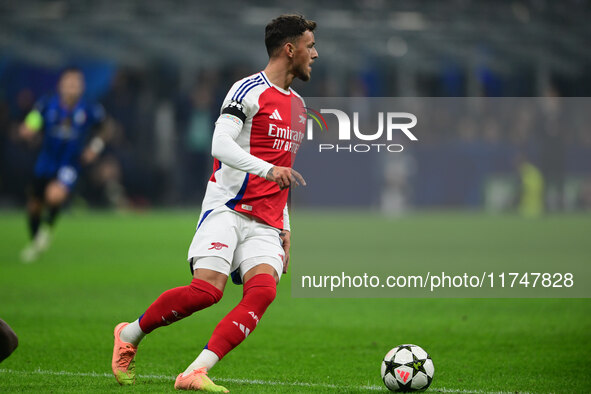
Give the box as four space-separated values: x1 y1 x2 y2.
1 0 590 213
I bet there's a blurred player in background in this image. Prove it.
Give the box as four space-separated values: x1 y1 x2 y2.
0 318 18 363
112 14 317 392
19 68 112 262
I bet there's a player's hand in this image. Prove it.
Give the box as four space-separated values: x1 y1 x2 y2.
19 124 37 142
81 148 98 165
280 230 291 274
266 166 306 190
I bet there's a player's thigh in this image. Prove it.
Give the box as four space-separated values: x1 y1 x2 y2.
47 166 78 205
27 196 43 214
188 208 242 268
27 194 43 215
192 265 229 292
243 263 280 284
27 177 48 212
235 225 284 284
45 180 69 205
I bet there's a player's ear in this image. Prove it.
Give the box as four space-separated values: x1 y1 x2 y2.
285 42 295 58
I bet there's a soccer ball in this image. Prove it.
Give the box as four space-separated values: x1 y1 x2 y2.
381 344 434 392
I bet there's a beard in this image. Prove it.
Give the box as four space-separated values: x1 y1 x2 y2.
294 63 311 82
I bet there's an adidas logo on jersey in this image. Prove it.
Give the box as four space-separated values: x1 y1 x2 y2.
269 109 282 121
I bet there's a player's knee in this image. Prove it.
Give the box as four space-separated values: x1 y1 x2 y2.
244 274 277 307
27 199 42 215
190 278 224 305
256 285 276 307
45 183 68 206
192 257 229 292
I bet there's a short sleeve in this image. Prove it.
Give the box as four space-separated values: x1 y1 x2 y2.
219 75 266 125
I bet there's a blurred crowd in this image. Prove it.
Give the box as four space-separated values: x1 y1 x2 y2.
1 64 590 212
384 93 591 214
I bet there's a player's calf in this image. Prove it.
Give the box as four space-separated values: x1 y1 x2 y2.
206 273 276 359
138 278 223 334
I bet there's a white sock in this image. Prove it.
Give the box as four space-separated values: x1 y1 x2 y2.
119 319 146 346
182 349 220 376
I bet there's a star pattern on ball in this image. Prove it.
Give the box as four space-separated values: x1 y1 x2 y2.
381 344 434 392
384 358 402 376
409 352 427 376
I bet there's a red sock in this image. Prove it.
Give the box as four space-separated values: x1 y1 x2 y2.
139 278 223 334
206 273 276 359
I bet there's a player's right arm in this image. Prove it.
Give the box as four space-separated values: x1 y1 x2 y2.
266 166 306 190
81 104 115 165
211 107 273 178
211 115 305 189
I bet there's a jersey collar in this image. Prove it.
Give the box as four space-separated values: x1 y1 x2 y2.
260 71 291 95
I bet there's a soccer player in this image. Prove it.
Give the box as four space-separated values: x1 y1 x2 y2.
0 318 18 363
112 14 318 392
19 68 110 262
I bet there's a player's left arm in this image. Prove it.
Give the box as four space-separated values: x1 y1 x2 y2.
19 98 47 143
280 204 291 273
280 230 291 274
19 110 43 141
81 104 114 165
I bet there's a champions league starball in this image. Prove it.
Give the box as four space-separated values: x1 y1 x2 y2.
381 344 434 392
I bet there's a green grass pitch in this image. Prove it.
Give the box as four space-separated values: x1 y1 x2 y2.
0 210 590 393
